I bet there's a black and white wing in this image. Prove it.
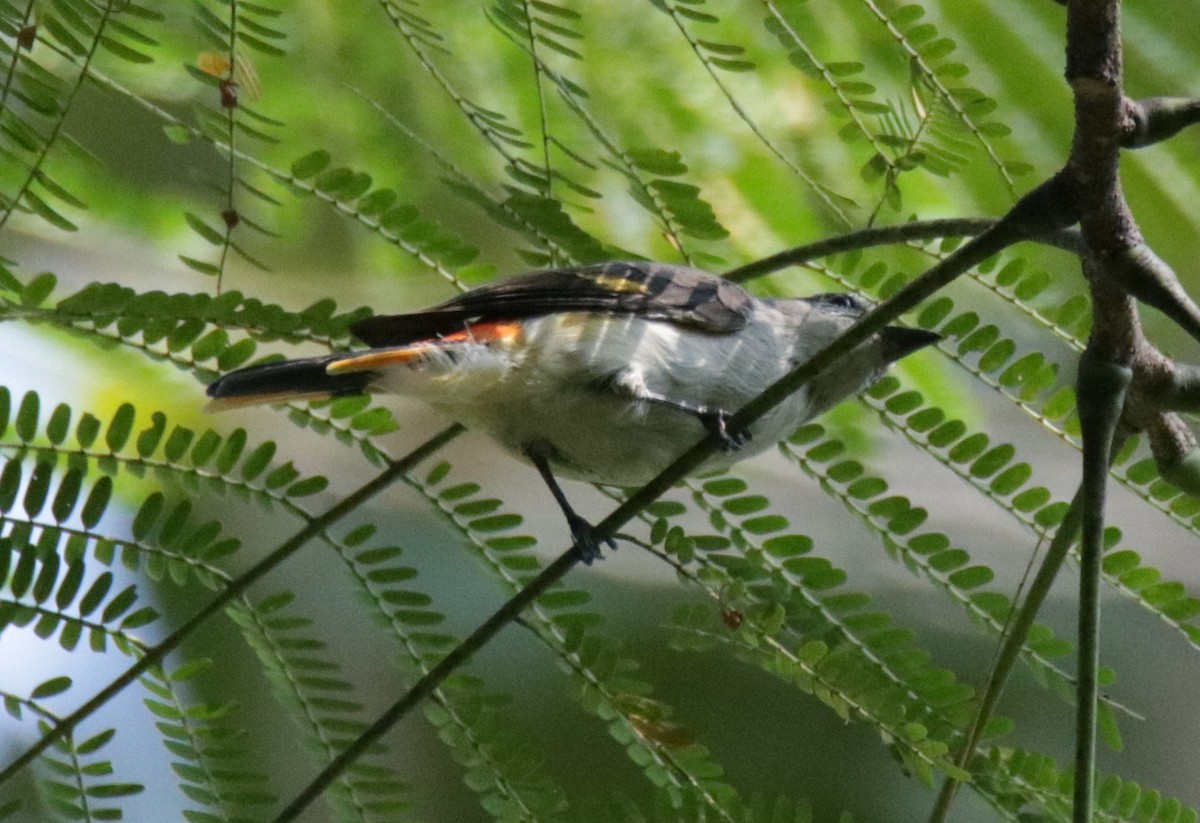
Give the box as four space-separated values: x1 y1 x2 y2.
349 261 753 347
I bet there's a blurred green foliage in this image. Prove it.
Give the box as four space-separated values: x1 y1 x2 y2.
5 1 1200 822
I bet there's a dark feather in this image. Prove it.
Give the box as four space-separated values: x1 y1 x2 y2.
350 261 752 347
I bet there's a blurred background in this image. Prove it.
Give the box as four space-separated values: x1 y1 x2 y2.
4 1 1200 820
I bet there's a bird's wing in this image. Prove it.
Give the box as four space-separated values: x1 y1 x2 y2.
349 261 752 347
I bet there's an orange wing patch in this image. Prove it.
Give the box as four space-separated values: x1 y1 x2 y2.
327 320 523 375
446 320 523 345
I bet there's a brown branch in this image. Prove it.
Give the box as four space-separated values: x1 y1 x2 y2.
1124 97 1200 149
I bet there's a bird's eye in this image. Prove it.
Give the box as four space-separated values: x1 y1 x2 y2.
825 293 859 310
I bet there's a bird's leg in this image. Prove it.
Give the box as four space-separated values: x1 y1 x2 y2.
525 448 616 564
595 370 749 451
639 391 750 451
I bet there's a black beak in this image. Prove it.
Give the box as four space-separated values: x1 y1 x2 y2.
881 327 941 363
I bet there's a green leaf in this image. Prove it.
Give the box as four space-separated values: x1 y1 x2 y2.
75 413 100 449
31 676 72 700
286 476 328 497
51 468 83 522
180 256 221 277
763 534 811 557
947 432 988 463
239 441 276 482
218 338 257 370
970 444 1014 478
78 573 113 618
22 192 77 232
927 420 965 448
132 493 164 541
101 585 139 623
163 426 195 463
0 461 22 512
75 728 116 756
292 150 332 179
136 412 167 458
106 404 136 452
15 392 39 442
191 430 222 467
55 561 84 608
265 462 300 489
45 403 71 445
23 461 53 518
471 514 523 532
100 35 153 63
627 148 687 176
722 495 769 515
710 57 756 72
989 462 1031 495
185 212 225 245
947 565 993 589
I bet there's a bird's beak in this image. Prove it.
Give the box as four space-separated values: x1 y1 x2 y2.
881 327 941 363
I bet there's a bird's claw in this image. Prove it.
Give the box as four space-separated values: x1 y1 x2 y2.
703 411 751 452
566 513 616 565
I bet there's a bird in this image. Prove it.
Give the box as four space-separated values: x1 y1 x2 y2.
206 261 939 561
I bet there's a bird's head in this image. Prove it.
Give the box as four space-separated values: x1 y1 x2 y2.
774 291 940 416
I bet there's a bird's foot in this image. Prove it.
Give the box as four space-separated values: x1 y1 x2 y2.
566 513 617 565
701 411 751 452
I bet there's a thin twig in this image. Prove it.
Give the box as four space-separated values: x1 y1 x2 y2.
724 218 1081 284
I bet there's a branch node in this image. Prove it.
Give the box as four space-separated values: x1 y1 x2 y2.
1140 361 1200 413
1003 171 1081 238
1144 412 1200 495
1109 243 1200 345
1122 97 1200 149
1076 347 1133 436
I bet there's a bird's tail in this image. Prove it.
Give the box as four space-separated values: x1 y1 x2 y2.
207 321 521 411
205 353 379 410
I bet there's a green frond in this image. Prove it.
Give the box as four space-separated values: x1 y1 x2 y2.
172 459 570 821
854 378 1200 656
666 475 975 720
668 601 967 788
140 662 279 823
973 747 1199 823
816 251 1200 587
858 0 1023 194
0 0 121 235
226 592 413 821
377 0 534 161
763 1 900 183
332 517 570 820
639 481 983 786
5 2 1200 819
418 461 742 818
289 149 490 275
653 0 855 226
1 679 142 822
494 16 729 262
775 421 1118 717
488 0 584 63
